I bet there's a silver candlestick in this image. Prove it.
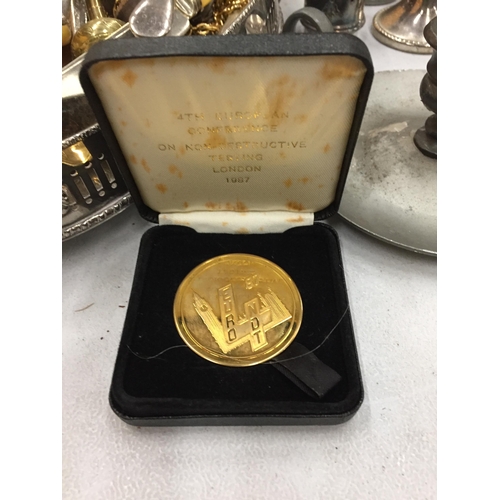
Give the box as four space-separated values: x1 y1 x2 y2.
414 17 437 158
372 0 437 54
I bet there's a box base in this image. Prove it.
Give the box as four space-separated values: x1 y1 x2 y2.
110 223 363 425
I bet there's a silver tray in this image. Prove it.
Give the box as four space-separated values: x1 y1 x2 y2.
338 70 437 256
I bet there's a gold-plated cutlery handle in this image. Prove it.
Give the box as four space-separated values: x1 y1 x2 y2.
71 0 125 57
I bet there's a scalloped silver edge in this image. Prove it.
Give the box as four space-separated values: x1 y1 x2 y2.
62 193 133 241
372 9 432 50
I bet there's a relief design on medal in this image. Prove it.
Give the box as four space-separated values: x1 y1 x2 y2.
192 284 292 354
173 254 302 366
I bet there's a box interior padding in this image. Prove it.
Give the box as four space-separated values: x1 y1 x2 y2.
110 223 363 422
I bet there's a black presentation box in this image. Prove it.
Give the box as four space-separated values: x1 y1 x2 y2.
80 34 373 426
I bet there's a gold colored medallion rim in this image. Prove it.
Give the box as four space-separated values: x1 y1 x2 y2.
173 253 303 367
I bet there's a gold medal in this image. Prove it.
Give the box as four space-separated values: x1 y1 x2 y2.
173 254 303 367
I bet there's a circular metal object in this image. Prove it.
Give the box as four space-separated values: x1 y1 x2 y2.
283 7 334 33
372 0 437 54
174 254 303 367
338 70 437 256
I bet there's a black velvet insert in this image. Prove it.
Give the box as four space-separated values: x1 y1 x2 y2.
110 223 363 425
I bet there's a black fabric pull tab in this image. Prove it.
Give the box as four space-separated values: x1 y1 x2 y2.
270 342 342 399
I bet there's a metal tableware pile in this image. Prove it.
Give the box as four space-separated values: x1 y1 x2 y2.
63 1 438 256
61 0 287 241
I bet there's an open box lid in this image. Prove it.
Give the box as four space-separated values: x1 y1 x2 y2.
80 34 373 233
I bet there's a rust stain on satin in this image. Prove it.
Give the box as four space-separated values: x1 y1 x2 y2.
206 130 227 149
265 74 297 126
169 165 183 178
91 60 124 80
318 58 362 81
224 201 248 212
141 158 151 173
121 69 138 88
235 201 247 212
208 57 228 73
286 201 305 211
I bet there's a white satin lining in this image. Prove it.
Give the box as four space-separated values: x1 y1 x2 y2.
159 211 314 233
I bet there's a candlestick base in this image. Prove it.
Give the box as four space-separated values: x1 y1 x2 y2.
372 0 437 54
339 70 436 256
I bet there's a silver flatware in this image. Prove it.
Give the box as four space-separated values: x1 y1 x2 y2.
175 0 202 19
220 0 283 35
129 0 175 37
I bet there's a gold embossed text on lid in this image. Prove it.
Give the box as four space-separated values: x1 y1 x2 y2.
173 254 303 366
89 55 367 216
